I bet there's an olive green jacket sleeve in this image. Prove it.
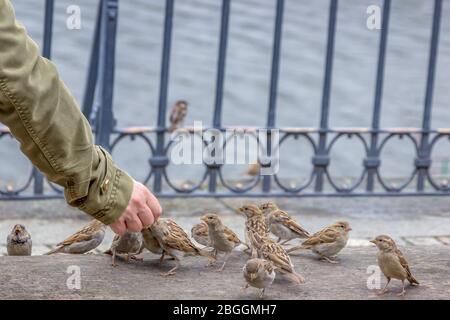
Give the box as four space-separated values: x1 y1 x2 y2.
0 0 133 224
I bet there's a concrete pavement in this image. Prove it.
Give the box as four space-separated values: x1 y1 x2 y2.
0 196 449 299
0 246 448 300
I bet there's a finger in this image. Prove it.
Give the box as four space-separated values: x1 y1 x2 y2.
145 190 162 219
109 219 126 236
125 215 143 232
138 207 154 229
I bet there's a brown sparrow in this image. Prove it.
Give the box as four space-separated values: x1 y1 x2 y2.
168 100 188 133
201 213 243 271
105 231 143 267
252 232 305 284
260 202 310 244
238 204 268 257
7 224 32 256
245 163 260 176
46 220 106 255
243 258 276 298
370 235 419 296
150 218 215 276
191 222 211 247
141 220 189 263
287 221 351 263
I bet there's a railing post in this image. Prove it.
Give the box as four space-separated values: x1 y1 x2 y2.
208 0 230 193
417 0 441 191
95 0 119 151
263 0 284 193
33 0 55 196
82 0 103 122
313 0 337 192
366 0 390 192
152 0 174 193
42 0 54 59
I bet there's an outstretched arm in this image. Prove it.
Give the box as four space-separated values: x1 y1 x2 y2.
0 0 160 233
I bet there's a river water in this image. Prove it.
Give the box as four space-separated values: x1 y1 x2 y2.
1 0 449 190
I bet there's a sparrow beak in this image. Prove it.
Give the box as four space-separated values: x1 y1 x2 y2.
369 239 377 245
200 216 207 222
346 227 352 232
14 227 21 235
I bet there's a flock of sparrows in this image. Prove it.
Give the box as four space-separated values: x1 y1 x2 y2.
4 201 419 298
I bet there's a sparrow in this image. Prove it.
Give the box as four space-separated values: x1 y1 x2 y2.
45 219 106 255
245 163 260 176
243 258 276 298
105 231 143 267
370 235 419 296
252 232 305 284
260 201 287 218
191 222 211 247
7 224 32 256
260 202 310 244
201 213 243 271
238 204 268 257
150 218 215 276
140 220 188 263
287 221 351 263
168 100 188 133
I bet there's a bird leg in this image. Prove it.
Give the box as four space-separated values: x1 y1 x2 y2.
378 277 391 295
242 243 252 256
111 249 117 267
159 252 166 264
217 252 231 272
158 252 175 264
397 280 406 297
259 288 265 299
161 256 180 277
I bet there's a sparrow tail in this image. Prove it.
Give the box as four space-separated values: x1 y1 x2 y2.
44 246 62 255
241 241 251 250
407 275 419 285
286 245 307 254
282 271 305 285
197 248 215 261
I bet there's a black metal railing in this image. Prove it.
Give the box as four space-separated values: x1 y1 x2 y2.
0 0 449 199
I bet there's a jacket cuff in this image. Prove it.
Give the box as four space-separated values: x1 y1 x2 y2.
97 165 134 225
69 146 134 225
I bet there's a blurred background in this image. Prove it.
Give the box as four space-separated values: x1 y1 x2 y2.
1 0 449 192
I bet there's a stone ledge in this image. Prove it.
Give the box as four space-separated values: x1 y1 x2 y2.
1 246 449 300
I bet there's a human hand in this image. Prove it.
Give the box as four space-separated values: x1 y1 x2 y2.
109 180 162 235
